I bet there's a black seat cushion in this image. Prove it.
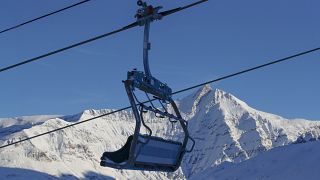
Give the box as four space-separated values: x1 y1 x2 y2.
101 135 133 164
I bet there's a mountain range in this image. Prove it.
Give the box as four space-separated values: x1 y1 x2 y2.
0 85 319 179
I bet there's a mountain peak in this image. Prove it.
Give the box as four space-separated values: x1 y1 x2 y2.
179 85 213 115
179 85 251 117
213 89 250 109
202 84 213 93
190 84 213 99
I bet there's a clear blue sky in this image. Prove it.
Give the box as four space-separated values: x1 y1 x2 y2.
0 0 319 120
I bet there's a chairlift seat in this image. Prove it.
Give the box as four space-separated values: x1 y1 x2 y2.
100 134 183 172
101 136 133 164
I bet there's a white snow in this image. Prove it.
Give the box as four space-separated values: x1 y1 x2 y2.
0 86 319 179
191 140 320 180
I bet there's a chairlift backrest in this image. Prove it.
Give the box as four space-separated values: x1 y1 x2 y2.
133 135 183 169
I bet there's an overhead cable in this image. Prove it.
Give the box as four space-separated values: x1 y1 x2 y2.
0 0 92 35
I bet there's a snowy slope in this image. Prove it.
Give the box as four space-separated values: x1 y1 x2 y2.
191 140 320 180
0 85 319 179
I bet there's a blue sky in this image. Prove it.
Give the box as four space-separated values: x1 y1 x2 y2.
0 0 319 120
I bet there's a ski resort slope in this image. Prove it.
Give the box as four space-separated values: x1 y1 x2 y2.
0 85 320 179
192 140 320 180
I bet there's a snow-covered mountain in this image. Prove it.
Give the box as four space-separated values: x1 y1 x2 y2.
0 85 319 179
179 86 320 178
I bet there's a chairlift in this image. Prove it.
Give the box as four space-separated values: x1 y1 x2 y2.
100 0 207 172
